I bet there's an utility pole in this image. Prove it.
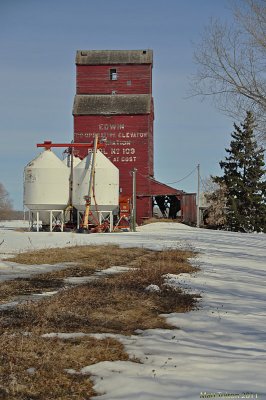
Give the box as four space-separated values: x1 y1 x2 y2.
131 168 137 232
83 134 98 230
197 163 200 228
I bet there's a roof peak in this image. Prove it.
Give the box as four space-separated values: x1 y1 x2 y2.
76 50 153 65
73 94 152 115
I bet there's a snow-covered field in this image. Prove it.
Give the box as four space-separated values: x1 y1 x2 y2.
0 221 265 399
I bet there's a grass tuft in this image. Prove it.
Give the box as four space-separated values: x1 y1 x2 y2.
0 332 129 399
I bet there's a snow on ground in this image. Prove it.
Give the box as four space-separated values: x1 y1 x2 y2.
0 220 265 399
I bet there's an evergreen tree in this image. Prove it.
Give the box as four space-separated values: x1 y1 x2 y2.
214 111 266 233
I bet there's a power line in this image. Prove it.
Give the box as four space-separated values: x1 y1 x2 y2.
165 166 197 184
200 175 207 191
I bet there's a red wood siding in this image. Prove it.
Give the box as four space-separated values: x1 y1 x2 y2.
181 194 197 224
136 197 153 223
76 65 152 95
74 114 154 200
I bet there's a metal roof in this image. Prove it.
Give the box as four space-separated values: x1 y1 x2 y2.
76 50 153 65
73 94 152 115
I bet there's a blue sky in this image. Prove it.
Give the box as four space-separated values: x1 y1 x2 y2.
0 0 236 209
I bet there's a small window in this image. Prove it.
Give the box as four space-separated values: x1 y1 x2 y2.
110 68 117 80
127 80 132 86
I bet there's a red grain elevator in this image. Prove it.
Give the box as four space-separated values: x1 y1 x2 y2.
73 49 196 225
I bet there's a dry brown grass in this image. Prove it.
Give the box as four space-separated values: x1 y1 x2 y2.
0 245 199 399
0 278 65 304
7 245 149 267
0 248 199 335
142 217 181 225
0 332 129 399
0 246 151 304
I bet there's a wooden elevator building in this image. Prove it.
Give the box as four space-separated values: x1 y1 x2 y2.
73 49 196 224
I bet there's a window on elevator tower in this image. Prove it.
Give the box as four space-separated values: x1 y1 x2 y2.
110 68 118 80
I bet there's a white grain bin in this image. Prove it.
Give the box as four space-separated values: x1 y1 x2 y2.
24 149 70 224
73 150 119 214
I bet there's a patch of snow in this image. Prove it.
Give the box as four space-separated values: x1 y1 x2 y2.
33 290 59 297
26 367 36 375
65 368 79 375
0 301 19 310
64 276 98 285
145 284 161 293
0 291 60 311
0 220 29 230
0 261 73 282
42 332 90 339
98 265 131 275
64 266 132 285
163 273 201 295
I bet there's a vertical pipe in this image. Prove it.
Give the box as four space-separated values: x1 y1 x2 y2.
83 134 98 229
61 210 64 232
197 164 200 228
50 211 53 232
69 145 74 222
132 168 137 232
110 211 113 232
29 211 32 231
77 212 80 230
36 211 39 232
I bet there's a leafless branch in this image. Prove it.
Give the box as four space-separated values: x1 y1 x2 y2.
190 1 266 142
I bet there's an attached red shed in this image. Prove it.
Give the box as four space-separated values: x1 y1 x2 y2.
73 50 196 225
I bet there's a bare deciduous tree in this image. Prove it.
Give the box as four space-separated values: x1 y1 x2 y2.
191 0 266 142
203 179 227 229
0 183 13 220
